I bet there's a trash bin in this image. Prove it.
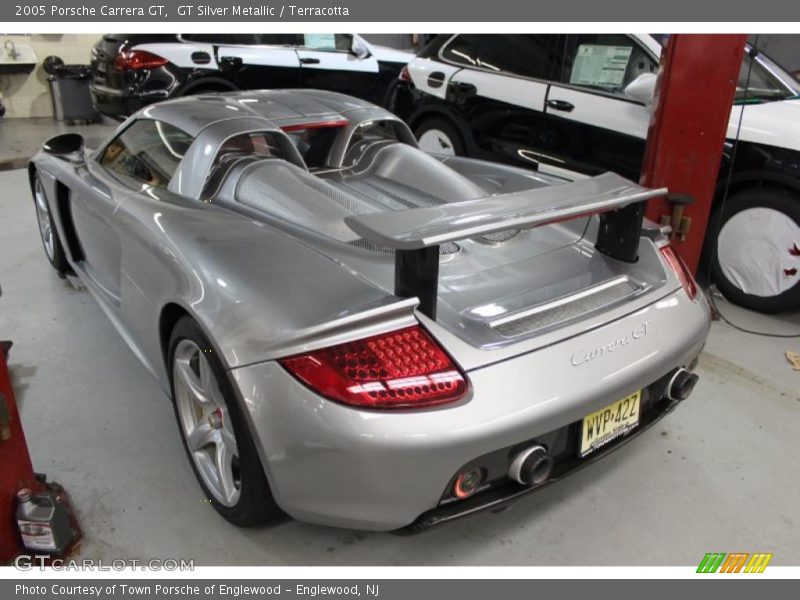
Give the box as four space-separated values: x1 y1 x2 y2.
44 56 99 124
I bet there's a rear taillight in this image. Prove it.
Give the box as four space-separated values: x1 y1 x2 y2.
114 50 169 72
279 325 468 409
660 245 698 300
398 66 411 82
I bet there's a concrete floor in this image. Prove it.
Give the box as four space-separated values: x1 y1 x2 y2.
1 165 799 566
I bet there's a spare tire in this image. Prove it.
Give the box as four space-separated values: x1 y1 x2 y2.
709 186 800 313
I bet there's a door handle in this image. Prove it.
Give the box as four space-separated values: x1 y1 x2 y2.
547 99 575 112
300 57 321 65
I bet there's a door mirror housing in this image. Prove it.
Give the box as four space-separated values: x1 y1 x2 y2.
350 36 371 60
624 73 657 106
42 133 85 163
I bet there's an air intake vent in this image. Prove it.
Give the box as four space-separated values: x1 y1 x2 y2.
489 276 643 338
348 238 461 255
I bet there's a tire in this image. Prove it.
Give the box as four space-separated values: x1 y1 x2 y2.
168 316 282 526
32 173 69 274
381 79 401 110
709 186 800 313
413 117 466 156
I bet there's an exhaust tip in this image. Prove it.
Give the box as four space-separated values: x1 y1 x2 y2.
667 368 699 401
509 445 553 486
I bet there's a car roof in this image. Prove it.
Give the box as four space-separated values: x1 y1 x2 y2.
135 89 382 137
129 89 411 200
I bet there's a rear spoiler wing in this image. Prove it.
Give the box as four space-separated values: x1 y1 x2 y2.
345 172 667 319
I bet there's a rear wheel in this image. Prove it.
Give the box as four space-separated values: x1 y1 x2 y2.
32 173 69 273
414 117 466 156
709 186 800 313
169 317 282 526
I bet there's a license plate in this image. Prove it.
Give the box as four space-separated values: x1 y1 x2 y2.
580 390 641 457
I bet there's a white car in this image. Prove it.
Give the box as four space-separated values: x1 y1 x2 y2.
394 34 800 313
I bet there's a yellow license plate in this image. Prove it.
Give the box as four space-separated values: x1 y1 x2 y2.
580 391 641 457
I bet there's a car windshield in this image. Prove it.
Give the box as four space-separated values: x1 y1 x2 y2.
735 47 800 103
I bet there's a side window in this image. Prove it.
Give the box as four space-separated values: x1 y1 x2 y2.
560 34 658 94
441 34 483 68
99 119 193 189
479 35 563 80
257 34 304 46
181 34 261 45
300 34 351 52
735 55 795 102
443 34 563 80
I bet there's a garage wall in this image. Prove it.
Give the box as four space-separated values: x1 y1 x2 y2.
363 34 424 51
0 34 97 119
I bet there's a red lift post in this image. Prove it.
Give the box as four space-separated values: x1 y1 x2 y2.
0 342 39 563
641 34 748 274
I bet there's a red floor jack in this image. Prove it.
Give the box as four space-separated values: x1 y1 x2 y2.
1 286 80 564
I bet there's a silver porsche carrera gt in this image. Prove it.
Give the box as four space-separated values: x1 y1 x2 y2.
28 89 709 531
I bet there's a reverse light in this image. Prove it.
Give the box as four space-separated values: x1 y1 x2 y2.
279 326 468 409
114 50 169 72
660 245 698 300
398 66 412 82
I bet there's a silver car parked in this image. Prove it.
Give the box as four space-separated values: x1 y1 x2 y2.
29 89 709 530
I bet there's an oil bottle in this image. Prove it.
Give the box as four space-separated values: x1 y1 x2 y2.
15 488 76 554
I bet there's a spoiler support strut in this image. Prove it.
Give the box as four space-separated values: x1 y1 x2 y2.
595 203 647 264
395 247 440 320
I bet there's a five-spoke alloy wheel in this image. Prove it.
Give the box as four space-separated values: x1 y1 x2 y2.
169 317 281 526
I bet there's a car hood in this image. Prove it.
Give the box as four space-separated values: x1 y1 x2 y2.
729 96 800 152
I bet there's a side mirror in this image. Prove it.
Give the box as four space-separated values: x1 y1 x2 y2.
350 36 371 60
624 73 657 106
43 133 85 163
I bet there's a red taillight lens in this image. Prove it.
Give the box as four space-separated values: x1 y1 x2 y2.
660 245 698 300
279 326 468 409
114 50 169 72
398 66 411 82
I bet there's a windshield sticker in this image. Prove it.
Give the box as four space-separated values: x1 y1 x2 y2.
570 45 633 87
303 34 338 51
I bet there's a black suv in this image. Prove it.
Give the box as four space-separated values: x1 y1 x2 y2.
89 33 413 119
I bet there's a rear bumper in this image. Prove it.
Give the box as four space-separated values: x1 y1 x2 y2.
89 83 165 119
404 382 680 532
230 289 710 531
